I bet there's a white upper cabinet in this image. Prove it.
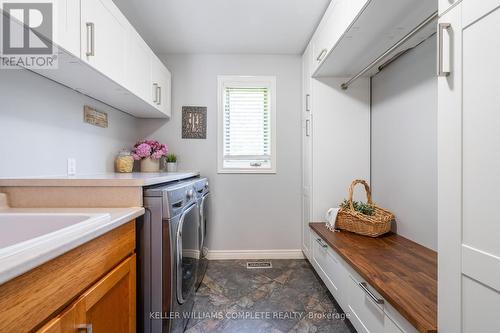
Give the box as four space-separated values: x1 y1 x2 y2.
439 0 460 15
81 0 126 85
124 28 152 103
17 0 171 118
151 56 172 117
52 0 80 56
310 0 436 78
311 0 369 74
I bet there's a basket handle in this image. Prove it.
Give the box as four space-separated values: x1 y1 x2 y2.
348 179 373 211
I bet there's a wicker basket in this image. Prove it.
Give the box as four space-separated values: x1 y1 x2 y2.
336 180 394 237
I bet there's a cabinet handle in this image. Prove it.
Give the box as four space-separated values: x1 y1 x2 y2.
153 83 159 103
316 49 328 62
359 282 384 304
250 162 262 167
85 23 95 57
157 86 162 105
437 22 451 77
77 324 93 333
305 94 310 112
316 238 327 248
306 119 310 137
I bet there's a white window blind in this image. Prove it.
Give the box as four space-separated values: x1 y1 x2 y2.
218 76 276 173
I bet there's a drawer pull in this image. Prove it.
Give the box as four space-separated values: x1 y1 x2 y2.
359 282 384 304
316 238 328 248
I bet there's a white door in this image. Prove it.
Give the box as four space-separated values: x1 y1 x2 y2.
81 0 125 84
302 44 313 257
438 1 500 332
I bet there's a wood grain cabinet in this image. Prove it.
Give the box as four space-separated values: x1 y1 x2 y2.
0 221 136 333
38 255 136 333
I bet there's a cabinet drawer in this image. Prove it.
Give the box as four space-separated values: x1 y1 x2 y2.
311 231 349 305
348 273 402 333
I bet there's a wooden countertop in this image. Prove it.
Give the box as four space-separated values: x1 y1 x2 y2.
309 223 437 333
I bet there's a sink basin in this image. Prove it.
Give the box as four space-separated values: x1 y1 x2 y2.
0 213 111 249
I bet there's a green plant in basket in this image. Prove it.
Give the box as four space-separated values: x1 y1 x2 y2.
339 199 375 216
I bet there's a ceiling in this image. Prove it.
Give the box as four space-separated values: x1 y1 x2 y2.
113 0 331 54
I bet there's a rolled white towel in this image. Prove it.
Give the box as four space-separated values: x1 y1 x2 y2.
325 208 340 231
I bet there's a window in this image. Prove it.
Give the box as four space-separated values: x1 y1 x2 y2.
217 76 276 173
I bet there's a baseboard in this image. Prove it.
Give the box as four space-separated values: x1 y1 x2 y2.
206 249 305 260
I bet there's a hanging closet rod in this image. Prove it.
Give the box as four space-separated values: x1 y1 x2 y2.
340 11 438 90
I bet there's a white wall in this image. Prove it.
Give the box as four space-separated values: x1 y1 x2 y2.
311 77 371 222
371 37 437 250
0 69 139 177
138 54 303 252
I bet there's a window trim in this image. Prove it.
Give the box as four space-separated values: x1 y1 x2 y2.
217 75 277 174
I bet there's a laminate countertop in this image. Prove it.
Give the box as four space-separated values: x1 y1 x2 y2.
309 223 437 333
0 206 144 285
0 171 200 187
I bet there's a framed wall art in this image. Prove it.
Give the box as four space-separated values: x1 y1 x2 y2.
182 106 207 139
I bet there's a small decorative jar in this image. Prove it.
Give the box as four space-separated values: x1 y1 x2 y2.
115 150 134 173
167 162 177 172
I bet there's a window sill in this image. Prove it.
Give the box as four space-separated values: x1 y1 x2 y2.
217 168 277 174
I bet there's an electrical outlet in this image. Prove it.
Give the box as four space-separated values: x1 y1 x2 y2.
67 158 76 176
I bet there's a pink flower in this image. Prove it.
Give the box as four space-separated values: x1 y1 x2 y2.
132 139 168 160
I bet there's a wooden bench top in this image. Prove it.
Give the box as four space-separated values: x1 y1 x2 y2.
310 223 437 333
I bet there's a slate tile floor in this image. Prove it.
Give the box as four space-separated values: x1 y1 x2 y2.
186 260 356 333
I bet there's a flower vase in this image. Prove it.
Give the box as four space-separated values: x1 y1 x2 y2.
140 157 160 172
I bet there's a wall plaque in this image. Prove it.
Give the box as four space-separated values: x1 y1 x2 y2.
182 106 207 139
84 106 108 128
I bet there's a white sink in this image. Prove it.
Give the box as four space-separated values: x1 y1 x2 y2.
0 213 111 251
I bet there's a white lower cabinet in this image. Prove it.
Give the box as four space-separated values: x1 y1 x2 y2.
310 230 419 333
347 273 403 333
311 232 348 306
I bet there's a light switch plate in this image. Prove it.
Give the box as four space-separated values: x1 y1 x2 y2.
67 158 76 176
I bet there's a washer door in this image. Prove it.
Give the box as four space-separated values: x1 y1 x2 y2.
176 203 199 304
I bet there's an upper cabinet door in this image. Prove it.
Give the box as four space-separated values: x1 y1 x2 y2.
439 0 460 15
124 29 152 103
312 0 368 73
151 56 172 117
53 0 80 56
81 0 126 84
